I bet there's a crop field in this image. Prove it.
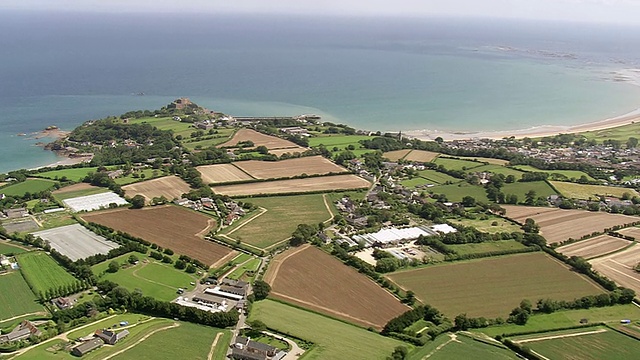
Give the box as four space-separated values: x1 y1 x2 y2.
52 183 110 200
387 252 604 318
197 163 254 184
556 235 631 259
451 216 522 234
433 157 484 171
308 134 372 148
33 224 120 261
16 251 81 297
618 226 640 239
264 245 409 329
0 271 44 322
428 182 489 203
501 180 558 200
590 243 640 295
268 146 309 156
0 178 57 197
404 150 440 163
249 299 408 360
234 156 348 179
458 156 510 166
408 333 517 360
550 181 639 200
35 167 100 182
448 240 529 255
218 128 300 149
383 149 412 161
122 175 192 203
211 174 370 197
82 206 230 265
222 194 333 249
519 327 640 360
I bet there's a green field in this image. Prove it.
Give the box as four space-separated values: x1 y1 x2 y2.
448 240 529 255
428 182 489 203
478 304 640 337
249 299 408 360
550 181 639 200
579 121 640 142
433 157 484 171
456 156 510 166
17 251 81 298
451 216 522 234
113 168 165 185
53 186 110 201
0 241 28 255
0 271 44 322
388 252 605 318
1 178 57 197
67 313 151 339
408 333 517 360
502 180 558 200
471 164 524 178
308 135 372 148
227 257 261 280
34 167 100 182
418 169 461 184
401 176 437 188
92 254 198 301
127 116 196 138
522 327 640 360
222 194 333 249
513 165 595 181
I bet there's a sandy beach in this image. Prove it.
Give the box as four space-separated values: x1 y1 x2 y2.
404 108 640 141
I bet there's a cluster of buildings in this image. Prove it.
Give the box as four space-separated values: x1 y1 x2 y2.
1 207 28 219
347 224 457 248
0 254 19 270
71 327 130 356
0 320 41 344
231 336 286 360
179 278 248 314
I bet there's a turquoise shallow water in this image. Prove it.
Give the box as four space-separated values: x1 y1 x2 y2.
1 13 640 173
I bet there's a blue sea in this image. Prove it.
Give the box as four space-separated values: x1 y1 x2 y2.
2 11 640 173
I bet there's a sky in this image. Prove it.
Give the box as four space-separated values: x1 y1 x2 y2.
4 0 640 25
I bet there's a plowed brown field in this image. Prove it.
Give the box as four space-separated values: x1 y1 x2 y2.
618 227 640 239
403 150 440 163
383 149 412 161
219 129 300 149
197 164 254 184
122 176 191 203
503 206 638 244
211 174 370 197
556 235 631 259
82 206 230 265
234 156 347 179
590 244 640 295
264 245 409 329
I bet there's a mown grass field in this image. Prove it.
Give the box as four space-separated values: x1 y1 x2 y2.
227 257 261 280
223 194 333 249
0 241 28 255
418 169 460 184
522 327 640 360
308 135 372 148
249 299 408 360
408 333 517 360
447 240 528 255
127 116 195 138
428 182 489 203
433 157 484 171
451 216 522 234
513 165 596 181
501 180 558 200
550 181 639 200
579 121 640 142
17 251 81 297
92 253 198 301
0 271 44 322
471 164 524 178
35 167 100 182
387 252 604 318
1 178 57 197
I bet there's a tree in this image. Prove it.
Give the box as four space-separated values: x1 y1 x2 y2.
522 218 539 234
290 223 318 246
247 320 267 337
174 260 187 270
107 261 119 273
403 291 416 306
130 195 146 209
389 346 408 360
185 264 197 273
252 280 271 301
627 137 638 148
256 145 269 155
454 313 471 330
127 254 139 264
461 196 476 207
375 258 399 273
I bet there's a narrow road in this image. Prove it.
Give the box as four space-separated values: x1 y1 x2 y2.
207 332 224 360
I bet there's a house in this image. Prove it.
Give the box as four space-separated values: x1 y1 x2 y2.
231 348 267 360
52 297 73 310
71 338 104 356
2 208 28 219
231 336 278 360
0 321 42 344
94 329 129 346
106 169 124 179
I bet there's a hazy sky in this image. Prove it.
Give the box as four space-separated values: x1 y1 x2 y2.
4 0 640 25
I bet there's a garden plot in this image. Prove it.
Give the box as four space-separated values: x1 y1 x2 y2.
63 191 129 212
33 224 119 261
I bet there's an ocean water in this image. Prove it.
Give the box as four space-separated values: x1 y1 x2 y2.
2 12 640 173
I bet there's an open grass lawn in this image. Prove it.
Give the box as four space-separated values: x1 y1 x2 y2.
183 132 238 151
0 241 28 255
113 322 231 360
418 169 460 184
227 257 261 280
35 167 100 182
1 178 57 197
433 157 484 171
93 253 198 301
128 116 196 138
308 135 372 148
448 240 529 255
16 251 81 297
471 164 524 178
428 182 489 203
113 168 165 185
523 327 640 360
401 176 437 188
550 181 639 200
451 216 522 234
513 165 596 181
501 180 558 200
223 194 332 249
0 271 44 322
387 252 605 318
249 299 408 360
67 313 151 339
408 334 517 360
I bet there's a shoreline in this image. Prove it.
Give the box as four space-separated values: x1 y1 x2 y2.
403 107 640 141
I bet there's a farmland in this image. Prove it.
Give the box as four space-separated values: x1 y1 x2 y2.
122 175 192 203
233 156 348 179
458 156 510 166
428 182 489 203
550 181 639 200
590 243 640 295
517 327 640 360
513 165 596 181
448 240 529 255
502 205 638 244
471 164 524 178
82 206 230 265
0 271 44 322
52 183 109 200
249 299 408 360
264 245 409 329
404 150 440 163
0 178 57 197
407 333 517 360
387 252 604 318
268 146 309 156
501 180 558 200
222 194 333 249
211 174 370 197
308 134 372 149
197 163 254 184
433 157 484 171
556 235 632 259
33 224 119 261
219 128 301 149
35 167 99 182
62 191 129 212
0 241 28 255
618 226 640 239
451 216 522 234
383 149 413 161
16 251 81 297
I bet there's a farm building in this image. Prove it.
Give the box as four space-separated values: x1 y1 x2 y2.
94 329 129 345
71 338 104 357
351 224 457 247
51 297 73 310
231 336 279 360
2 208 28 219
204 286 245 301
0 321 42 344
